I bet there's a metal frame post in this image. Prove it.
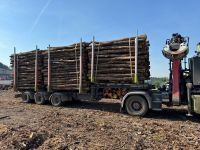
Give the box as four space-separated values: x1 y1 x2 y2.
79 38 83 93
35 45 38 92
91 36 95 82
129 38 133 82
134 34 138 83
13 47 17 91
17 55 19 89
47 45 51 92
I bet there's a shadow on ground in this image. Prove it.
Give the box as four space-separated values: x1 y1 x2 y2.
58 100 200 123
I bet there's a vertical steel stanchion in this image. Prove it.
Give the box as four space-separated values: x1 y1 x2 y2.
129 38 133 83
13 47 17 91
91 36 95 82
79 39 83 93
134 34 138 83
35 45 38 92
47 45 51 92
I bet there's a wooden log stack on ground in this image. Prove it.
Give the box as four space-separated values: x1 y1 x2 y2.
87 34 150 84
42 43 89 92
10 50 44 91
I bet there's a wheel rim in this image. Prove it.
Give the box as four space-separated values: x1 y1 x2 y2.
132 101 142 111
52 96 61 105
23 94 29 102
125 96 148 116
34 93 45 104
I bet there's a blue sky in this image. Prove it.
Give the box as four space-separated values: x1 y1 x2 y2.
0 0 199 77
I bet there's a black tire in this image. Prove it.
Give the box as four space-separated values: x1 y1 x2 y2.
22 92 33 103
125 95 148 116
50 93 63 107
34 92 46 105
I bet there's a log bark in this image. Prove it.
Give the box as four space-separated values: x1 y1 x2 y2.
10 34 150 91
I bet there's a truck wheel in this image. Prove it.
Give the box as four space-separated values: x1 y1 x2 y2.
50 93 63 107
125 95 148 116
34 92 46 105
21 92 33 103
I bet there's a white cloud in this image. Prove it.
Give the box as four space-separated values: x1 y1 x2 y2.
30 0 53 33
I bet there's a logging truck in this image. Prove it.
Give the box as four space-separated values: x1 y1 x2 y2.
11 34 200 117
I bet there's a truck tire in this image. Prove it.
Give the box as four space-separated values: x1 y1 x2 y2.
50 93 63 107
34 92 46 105
125 95 148 116
22 92 33 103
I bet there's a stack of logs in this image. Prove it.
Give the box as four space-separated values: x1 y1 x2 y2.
10 50 43 90
103 88 128 99
10 34 150 95
42 43 89 91
87 34 150 84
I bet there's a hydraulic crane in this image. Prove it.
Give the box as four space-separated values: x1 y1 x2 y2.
162 33 189 105
162 33 200 116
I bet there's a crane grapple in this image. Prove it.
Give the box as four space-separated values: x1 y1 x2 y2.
162 33 189 60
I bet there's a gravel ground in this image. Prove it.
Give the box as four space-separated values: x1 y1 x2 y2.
0 90 200 150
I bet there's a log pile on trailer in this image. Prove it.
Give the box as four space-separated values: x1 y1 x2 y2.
103 88 128 99
42 43 89 92
87 34 150 84
10 50 44 91
10 34 150 94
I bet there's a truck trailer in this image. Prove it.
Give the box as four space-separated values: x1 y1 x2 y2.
11 33 200 117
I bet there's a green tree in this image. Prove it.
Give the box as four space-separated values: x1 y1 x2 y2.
154 80 161 89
